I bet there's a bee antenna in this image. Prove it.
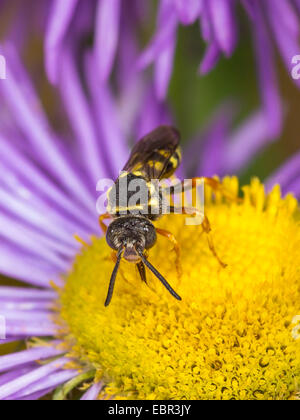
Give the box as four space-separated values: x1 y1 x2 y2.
138 252 182 301
105 248 123 307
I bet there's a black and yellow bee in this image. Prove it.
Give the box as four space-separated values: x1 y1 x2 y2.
100 126 232 306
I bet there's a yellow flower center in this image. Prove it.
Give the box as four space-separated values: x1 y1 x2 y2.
58 177 300 400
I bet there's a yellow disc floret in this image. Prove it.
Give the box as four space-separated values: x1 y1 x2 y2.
57 177 300 400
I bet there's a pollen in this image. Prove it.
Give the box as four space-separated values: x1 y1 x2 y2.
57 177 300 400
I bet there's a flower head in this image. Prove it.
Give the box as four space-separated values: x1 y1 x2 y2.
57 177 300 400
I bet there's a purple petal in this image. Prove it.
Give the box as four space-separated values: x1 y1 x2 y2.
137 0 178 69
94 0 121 82
208 0 238 56
199 1 214 42
15 387 54 401
175 0 202 25
199 41 221 74
0 245 61 288
0 288 56 301
0 301 52 312
223 110 273 173
0 138 96 233
0 337 24 345
0 357 69 400
7 370 78 400
1 310 53 323
0 365 36 387
154 29 177 100
241 0 255 19
5 320 58 338
81 382 103 401
0 44 96 213
252 2 282 137
45 0 79 84
59 45 107 184
265 0 300 88
9 370 78 400
284 178 300 198
269 0 299 38
135 85 173 140
199 105 234 176
0 212 69 272
0 178 78 251
85 52 129 178
0 345 63 374
265 151 300 192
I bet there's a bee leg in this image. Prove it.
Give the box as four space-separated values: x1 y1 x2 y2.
99 213 111 235
170 206 227 269
169 177 241 203
136 261 147 284
156 228 182 278
200 214 227 269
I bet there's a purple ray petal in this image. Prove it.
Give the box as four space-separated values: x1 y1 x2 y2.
135 84 173 140
174 0 202 25
199 1 214 42
0 44 96 213
0 337 24 345
0 138 96 233
137 1 178 70
0 173 81 250
0 288 56 301
270 0 299 38
0 345 63 374
0 357 69 400
0 183 73 249
241 0 255 19
284 178 300 198
252 1 282 138
94 0 121 82
208 0 238 56
45 0 79 84
265 151 300 192
4 320 58 338
1 310 53 324
199 41 221 74
223 110 273 173
295 0 300 13
85 52 129 178
81 382 103 401
59 45 107 184
0 365 37 387
0 245 61 288
154 29 177 100
265 0 300 88
0 301 52 312
15 387 54 401
199 105 235 176
0 213 69 272
10 370 78 400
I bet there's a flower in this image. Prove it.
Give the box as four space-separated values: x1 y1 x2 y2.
0 4 299 400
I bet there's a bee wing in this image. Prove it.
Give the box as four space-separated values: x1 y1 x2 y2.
123 126 181 181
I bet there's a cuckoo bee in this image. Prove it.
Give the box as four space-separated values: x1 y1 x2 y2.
100 126 231 306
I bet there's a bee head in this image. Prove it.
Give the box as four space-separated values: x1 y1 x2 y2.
106 216 157 263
